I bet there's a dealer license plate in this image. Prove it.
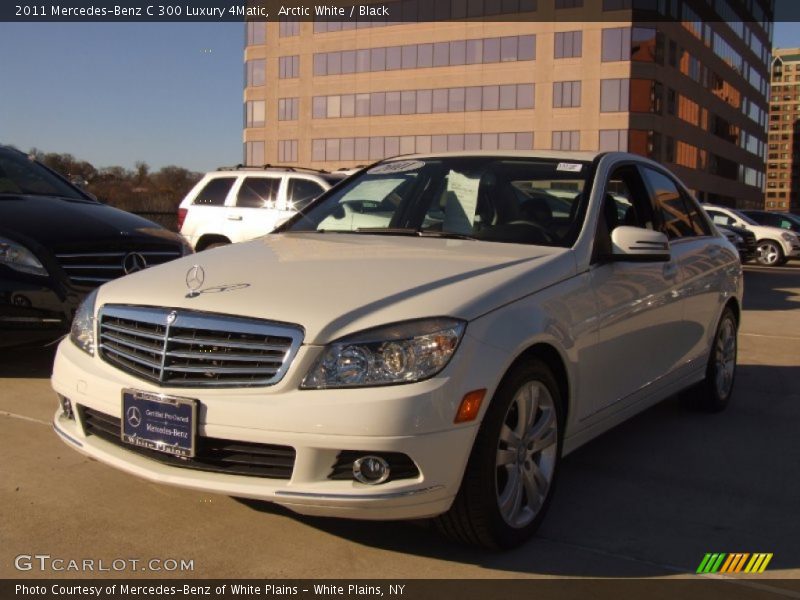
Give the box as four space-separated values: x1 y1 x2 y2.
121 389 197 458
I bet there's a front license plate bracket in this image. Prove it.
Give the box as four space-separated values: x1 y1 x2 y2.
121 389 197 458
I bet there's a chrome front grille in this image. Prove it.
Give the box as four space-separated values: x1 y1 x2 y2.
98 306 303 387
55 250 182 287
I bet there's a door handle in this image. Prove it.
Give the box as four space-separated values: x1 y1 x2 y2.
227 215 243 221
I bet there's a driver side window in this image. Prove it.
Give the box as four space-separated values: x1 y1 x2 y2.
593 165 655 261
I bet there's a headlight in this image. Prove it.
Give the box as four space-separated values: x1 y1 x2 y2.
0 236 47 276
302 318 466 389
70 289 99 355
781 232 794 241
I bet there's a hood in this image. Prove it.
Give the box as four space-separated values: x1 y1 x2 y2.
0 194 179 248
96 233 576 344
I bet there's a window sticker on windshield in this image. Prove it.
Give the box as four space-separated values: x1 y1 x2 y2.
443 171 480 235
340 179 404 203
556 163 583 172
367 160 425 175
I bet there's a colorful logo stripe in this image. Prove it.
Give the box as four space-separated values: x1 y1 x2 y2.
697 553 773 573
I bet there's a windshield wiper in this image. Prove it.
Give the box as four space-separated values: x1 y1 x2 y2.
353 227 476 240
354 227 420 236
417 230 476 240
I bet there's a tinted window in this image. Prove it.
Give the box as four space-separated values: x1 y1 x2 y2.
193 177 235 206
288 178 325 211
236 177 280 208
0 150 87 200
642 168 696 239
778 216 800 232
757 213 777 226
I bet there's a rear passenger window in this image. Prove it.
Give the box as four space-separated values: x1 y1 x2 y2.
641 168 697 240
288 178 325 211
237 177 280 208
193 177 235 206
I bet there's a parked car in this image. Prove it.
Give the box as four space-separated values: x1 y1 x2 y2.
178 165 348 251
53 151 741 549
702 204 800 266
716 224 757 263
0 146 191 347
740 209 800 235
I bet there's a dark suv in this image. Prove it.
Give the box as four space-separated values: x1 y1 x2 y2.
0 146 191 347
740 210 800 235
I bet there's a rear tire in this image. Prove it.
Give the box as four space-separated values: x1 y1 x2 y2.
687 307 738 412
436 360 563 549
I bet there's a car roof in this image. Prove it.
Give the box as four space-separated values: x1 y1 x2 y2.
208 165 336 178
389 150 602 161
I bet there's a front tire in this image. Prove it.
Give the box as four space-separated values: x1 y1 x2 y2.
756 240 784 266
688 307 738 412
436 360 563 549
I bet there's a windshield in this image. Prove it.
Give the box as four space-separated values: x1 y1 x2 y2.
0 148 88 200
286 157 591 247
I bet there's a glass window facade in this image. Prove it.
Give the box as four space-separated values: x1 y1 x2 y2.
312 35 536 76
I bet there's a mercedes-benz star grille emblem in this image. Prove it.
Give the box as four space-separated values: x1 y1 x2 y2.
185 265 205 297
122 252 147 274
126 406 141 428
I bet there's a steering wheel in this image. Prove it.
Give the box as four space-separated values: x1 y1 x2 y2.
505 220 556 244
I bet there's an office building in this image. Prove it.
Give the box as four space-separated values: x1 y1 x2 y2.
766 46 800 212
243 1 772 207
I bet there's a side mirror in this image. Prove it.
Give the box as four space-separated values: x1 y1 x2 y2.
610 226 670 262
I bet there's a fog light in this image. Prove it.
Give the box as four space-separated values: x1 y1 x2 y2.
58 395 74 420
353 455 391 485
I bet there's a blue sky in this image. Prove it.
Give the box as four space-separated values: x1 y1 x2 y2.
0 22 244 172
0 20 798 173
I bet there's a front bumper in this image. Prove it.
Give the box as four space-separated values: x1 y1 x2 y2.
51 333 503 520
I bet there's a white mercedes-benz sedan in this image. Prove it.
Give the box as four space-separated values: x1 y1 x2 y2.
52 152 742 549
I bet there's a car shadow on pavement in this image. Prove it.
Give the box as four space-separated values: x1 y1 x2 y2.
237 366 800 577
0 343 57 378
743 266 800 311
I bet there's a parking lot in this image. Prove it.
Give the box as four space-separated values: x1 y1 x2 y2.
2 264 799 583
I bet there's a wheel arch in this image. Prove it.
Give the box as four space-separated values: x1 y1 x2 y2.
196 234 231 251
497 342 571 425
724 296 741 327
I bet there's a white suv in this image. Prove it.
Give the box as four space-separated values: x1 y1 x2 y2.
178 166 347 251
703 204 800 266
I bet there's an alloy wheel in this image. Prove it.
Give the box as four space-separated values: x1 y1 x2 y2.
757 241 781 266
495 381 558 528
